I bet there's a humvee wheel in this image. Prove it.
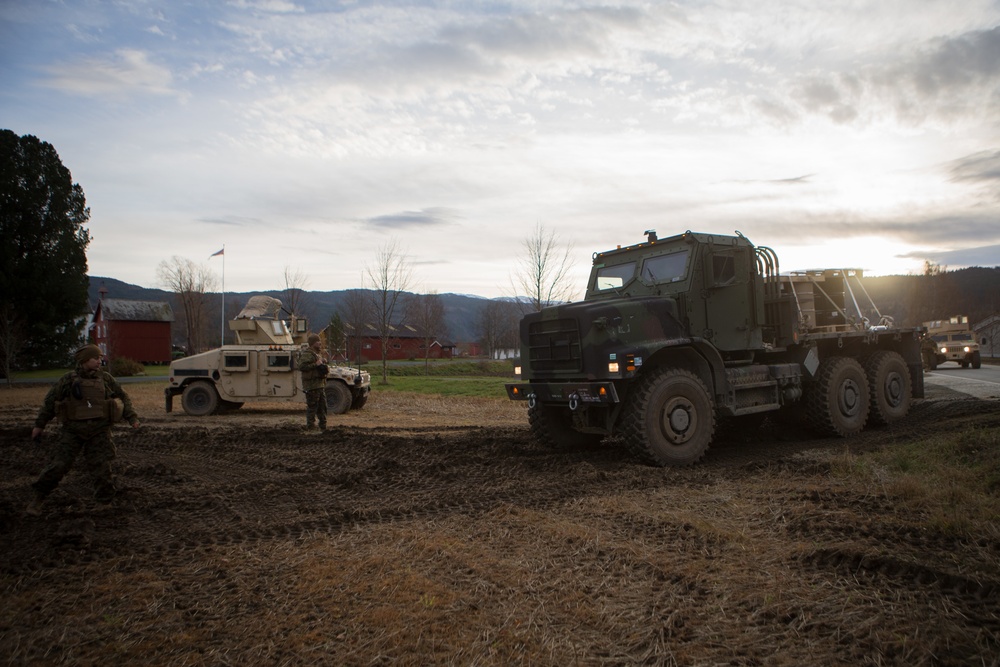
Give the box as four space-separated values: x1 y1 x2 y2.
972 351 982 369
806 357 869 437
326 381 352 414
351 392 368 410
623 368 715 467
528 403 603 450
181 382 219 416
864 351 911 426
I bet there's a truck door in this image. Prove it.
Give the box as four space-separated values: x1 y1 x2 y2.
258 350 297 397
703 247 762 351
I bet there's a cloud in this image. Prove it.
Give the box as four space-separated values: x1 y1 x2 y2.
364 208 459 230
949 149 1000 183
198 215 265 227
40 49 178 98
901 243 1000 268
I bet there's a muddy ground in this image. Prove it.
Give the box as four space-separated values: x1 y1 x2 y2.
1 384 998 666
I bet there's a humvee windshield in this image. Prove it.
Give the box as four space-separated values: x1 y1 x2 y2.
932 333 974 343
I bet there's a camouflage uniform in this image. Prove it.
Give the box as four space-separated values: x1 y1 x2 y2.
298 336 328 430
31 362 139 505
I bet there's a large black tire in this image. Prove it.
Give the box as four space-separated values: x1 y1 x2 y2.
326 381 352 414
972 351 982 369
181 382 220 416
806 357 869 437
622 368 715 467
864 351 912 426
351 391 369 410
528 403 603 450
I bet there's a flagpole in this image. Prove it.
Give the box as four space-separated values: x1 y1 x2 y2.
220 244 225 347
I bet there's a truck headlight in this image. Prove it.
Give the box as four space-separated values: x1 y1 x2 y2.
608 362 620 374
514 365 521 377
964 346 971 353
940 346 948 354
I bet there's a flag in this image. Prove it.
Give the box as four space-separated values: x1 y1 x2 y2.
209 248 224 259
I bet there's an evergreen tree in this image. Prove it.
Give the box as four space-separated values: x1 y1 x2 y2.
0 130 91 375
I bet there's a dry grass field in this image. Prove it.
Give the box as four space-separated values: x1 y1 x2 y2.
1 381 998 665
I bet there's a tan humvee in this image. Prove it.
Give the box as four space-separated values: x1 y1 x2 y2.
165 296 370 416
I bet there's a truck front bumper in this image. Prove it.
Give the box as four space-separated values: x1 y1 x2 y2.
506 381 620 409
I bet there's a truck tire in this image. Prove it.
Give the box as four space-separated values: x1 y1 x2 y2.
864 351 911 426
623 368 715 467
971 352 982 369
528 403 603 450
326 381 352 415
181 382 220 416
351 392 369 410
806 357 869 437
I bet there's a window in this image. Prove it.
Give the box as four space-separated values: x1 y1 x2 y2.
595 262 636 290
641 250 689 284
267 354 291 370
224 353 249 370
712 253 736 286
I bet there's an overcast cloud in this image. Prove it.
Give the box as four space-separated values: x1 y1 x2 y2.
2 1 998 298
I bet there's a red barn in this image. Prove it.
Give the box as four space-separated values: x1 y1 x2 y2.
326 322 455 363
92 299 174 364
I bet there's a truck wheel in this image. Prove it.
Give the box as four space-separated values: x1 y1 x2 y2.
864 351 911 426
806 357 869 437
181 382 219 416
351 392 369 410
972 351 982 369
326 382 352 414
623 368 715 467
528 403 603 450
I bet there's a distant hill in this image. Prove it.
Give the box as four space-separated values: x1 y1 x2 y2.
89 265 1000 349
88 277 495 345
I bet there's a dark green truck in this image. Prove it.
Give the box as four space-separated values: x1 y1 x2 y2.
506 230 923 466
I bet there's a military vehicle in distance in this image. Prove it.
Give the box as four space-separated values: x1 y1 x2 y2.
506 230 924 467
923 316 981 369
165 296 370 416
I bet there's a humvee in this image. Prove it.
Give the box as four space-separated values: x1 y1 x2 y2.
165 296 370 416
923 316 982 369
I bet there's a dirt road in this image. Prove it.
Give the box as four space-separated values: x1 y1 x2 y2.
1 387 998 665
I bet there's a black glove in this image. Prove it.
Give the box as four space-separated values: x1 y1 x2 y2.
316 364 329 377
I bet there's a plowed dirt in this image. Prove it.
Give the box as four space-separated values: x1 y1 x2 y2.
1 384 998 665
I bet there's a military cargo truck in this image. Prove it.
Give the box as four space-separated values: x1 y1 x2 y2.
165 296 370 416
506 230 924 467
923 316 981 369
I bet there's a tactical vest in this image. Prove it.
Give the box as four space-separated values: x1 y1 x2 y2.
57 375 123 422
64 377 106 420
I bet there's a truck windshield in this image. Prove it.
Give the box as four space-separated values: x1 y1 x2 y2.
641 250 689 284
595 262 637 290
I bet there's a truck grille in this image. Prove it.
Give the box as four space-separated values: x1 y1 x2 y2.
528 318 582 373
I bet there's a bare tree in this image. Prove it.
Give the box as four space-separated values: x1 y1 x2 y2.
340 288 372 367
477 299 519 360
510 223 577 312
281 265 310 316
405 292 447 373
365 240 413 384
157 256 217 354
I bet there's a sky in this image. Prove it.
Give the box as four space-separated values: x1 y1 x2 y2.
2 1 999 300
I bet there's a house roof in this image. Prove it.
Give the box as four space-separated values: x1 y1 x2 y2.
97 299 175 322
